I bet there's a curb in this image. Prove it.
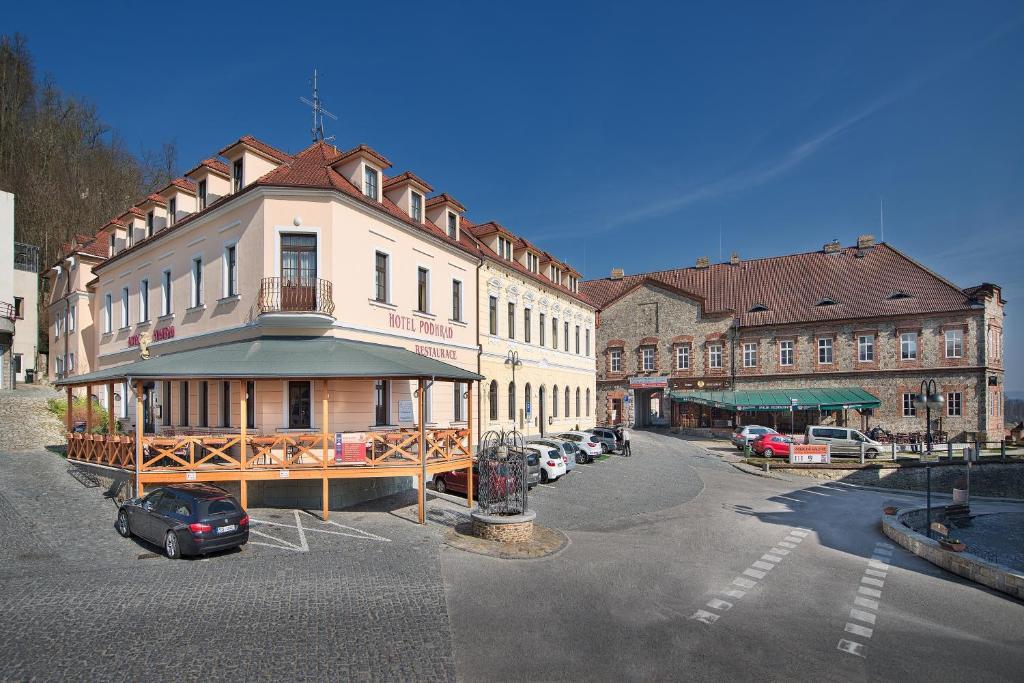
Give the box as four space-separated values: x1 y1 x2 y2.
881 507 1024 601
727 461 796 481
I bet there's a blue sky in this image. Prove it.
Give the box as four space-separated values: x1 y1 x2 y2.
9 1 1024 388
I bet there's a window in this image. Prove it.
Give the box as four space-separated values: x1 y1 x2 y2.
68 306 75 332
817 337 833 364
109 233 116 254
552 317 558 349
146 211 154 237
12 353 21 374
642 347 655 372
416 267 429 313
453 382 465 422
191 258 203 307
585 329 590 356
374 252 389 303
199 381 209 427
121 287 130 327
288 381 311 429
709 344 723 369
411 192 423 222
524 308 531 343
610 349 623 372
374 380 389 425
564 388 570 417
488 296 498 335
179 381 189 427
553 386 559 417
575 326 581 354
900 332 918 360
945 329 963 358
743 343 757 368
947 392 962 417
526 252 539 273
163 382 172 427
245 381 255 429
575 388 581 418
507 302 515 339
55 355 63 376
167 197 177 226
586 389 591 416
539 313 546 346
103 294 112 333
198 180 207 210
902 393 916 417
451 280 462 321
161 270 172 316
497 236 512 260
139 279 150 322
508 382 516 421
779 340 794 366
224 244 238 297
858 335 874 362
676 344 690 370
221 381 231 427
54 314 60 339
232 158 243 192
364 166 379 200
564 321 569 352
488 380 498 421
447 212 458 239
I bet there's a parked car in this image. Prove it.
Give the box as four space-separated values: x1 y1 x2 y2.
751 433 794 458
434 454 542 496
556 431 602 461
587 427 619 453
805 425 883 458
730 425 777 450
117 483 249 559
527 436 580 469
528 444 567 483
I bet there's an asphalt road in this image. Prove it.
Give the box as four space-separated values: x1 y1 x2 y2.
442 430 1024 682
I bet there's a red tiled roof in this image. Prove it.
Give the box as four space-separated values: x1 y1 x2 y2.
580 243 976 325
217 135 293 163
139 193 167 207
383 170 434 192
186 157 230 178
425 192 465 212
159 178 198 195
118 207 144 221
332 144 392 169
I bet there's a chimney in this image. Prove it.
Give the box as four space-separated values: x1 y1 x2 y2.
857 234 875 250
730 252 740 265
823 239 841 254
610 267 624 280
696 256 710 269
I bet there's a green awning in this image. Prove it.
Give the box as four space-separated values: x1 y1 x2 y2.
669 388 880 412
56 336 483 386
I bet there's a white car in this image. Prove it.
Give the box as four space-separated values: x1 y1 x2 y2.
527 437 578 470
527 444 567 483
556 432 602 461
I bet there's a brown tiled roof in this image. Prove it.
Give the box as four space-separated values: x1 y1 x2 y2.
139 193 167 207
332 144 392 169
118 207 144 221
580 243 976 325
217 135 293 163
186 157 230 177
159 178 198 195
383 170 433 192
425 192 465 212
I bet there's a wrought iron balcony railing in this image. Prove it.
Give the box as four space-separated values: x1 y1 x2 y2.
0 301 16 322
257 277 336 317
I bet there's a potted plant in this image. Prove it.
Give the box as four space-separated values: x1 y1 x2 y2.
939 537 966 552
952 476 969 504
883 505 899 515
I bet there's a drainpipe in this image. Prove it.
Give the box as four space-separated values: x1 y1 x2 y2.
730 316 739 390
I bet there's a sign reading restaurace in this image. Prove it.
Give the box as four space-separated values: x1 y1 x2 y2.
629 376 669 389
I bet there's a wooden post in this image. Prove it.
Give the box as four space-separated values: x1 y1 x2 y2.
85 384 93 433
321 379 329 469
322 477 329 521
467 460 473 509
107 382 115 434
239 381 248 471
465 380 474 510
134 380 144 496
65 386 73 433
418 378 426 524
239 479 248 510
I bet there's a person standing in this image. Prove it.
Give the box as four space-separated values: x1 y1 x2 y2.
622 427 632 456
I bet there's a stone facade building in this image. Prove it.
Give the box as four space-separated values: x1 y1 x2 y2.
582 237 1006 440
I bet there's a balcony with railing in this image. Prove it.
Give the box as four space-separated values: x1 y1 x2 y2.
0 301 15 336
256 277 335 325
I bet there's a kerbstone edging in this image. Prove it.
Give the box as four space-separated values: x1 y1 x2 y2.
881 507 1024 601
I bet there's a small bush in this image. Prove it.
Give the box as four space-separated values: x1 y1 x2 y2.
46 396 123 434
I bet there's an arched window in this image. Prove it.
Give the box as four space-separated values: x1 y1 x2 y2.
586 388 591 416
488 380 498 421
552 386 559 417
564 388 570 417
524 383 532 422
575 387 581 418
508 382 516 421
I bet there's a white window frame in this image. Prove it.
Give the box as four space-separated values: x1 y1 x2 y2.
373 249 391 304
416 266 431 314
103 293 112 333
68 306 76 332
709 344 723 369
610 349 623 373
947 392 962 417
902 393 916 417
222 241 238 299
139 279 149 322
167 197 177 226
451 278 463 322
945 329 963 358
363 164 379 200
121 286 130 328
676 344 690 370
779 340 794 366
900 332 918 360
446 211 458 239
191 255 204 308
743 342 757 368
410 192 423 222
161 269 172 317
858 335 874 362
642 347 655 372
817 337 833 364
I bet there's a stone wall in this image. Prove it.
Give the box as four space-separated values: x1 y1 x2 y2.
777 461 1024 498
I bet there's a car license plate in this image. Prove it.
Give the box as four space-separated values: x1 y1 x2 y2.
216 524 236 534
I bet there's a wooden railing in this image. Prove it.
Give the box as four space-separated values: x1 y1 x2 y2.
65 429 472 473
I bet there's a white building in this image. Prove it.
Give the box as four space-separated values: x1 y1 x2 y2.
0 191 40 388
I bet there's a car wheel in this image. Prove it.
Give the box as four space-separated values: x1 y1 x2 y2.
867 449 878 460
541 470 549 484
116 510 131 537
434 477 447 495
763 448 773 458
601 443 609 454
164 531 181 559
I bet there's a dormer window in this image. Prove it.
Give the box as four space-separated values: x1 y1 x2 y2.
198 179 208 210
550 265 562 284
146 211 154 238
364 166 379 200
168 197 177 226
411 192 423 222
748 304 769 313
109 233 116 254
446 212 458 239
568 275 578 292
526 252 539 273
232 159 243 192
497 236 513 260
887 290 913 300
816 297 837 306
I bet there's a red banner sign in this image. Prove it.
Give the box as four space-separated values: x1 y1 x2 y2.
128 325 175 347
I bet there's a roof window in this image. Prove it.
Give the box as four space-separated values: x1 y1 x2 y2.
887 290 913 300
748 304 769 313
816 297 838 307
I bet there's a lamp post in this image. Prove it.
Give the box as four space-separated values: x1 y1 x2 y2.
913 379 944 454
505 350 522 426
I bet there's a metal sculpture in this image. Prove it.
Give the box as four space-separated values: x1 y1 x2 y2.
476 428 528 515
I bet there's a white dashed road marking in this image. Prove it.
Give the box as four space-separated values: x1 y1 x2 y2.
837 540 893 658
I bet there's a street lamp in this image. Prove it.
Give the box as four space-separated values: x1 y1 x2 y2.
505 350 522 424
912 379 944 454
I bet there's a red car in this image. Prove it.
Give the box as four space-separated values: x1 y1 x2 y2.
751 434 794 458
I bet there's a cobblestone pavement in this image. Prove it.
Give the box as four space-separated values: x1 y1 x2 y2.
0 384 65 452
0 448 456 681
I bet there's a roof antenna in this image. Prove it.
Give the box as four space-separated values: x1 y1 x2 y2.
718 221 723 262
879 197 885 243
300 69 337 143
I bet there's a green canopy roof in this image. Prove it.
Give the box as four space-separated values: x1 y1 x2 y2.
57 336 482 386
669 388 880 412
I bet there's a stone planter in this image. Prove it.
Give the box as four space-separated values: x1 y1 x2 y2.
470 509 536 543
939 538 966 552
883 505 899 515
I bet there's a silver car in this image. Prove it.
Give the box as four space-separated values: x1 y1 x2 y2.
586 427 618 453
730 425 776 450
527 437 578 470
